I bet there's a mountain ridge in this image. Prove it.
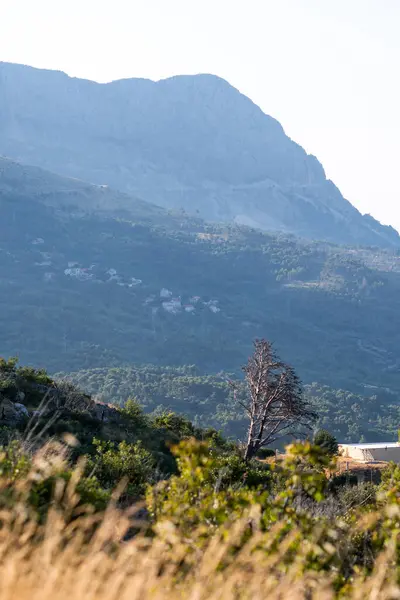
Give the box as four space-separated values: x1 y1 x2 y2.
0 61 398 247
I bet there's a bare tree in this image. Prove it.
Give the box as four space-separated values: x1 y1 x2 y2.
234 339 317 461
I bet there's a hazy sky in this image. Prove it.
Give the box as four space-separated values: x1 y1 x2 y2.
1 0 400 229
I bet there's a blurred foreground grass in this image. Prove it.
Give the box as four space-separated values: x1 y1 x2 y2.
0 440 399 600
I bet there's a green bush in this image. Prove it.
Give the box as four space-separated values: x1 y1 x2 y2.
337 482 376 512
120 398 148 428
152 410 196 439
314 429 339 456
0 440 110 517
86 438 158 498
0 440 31 481
147 439 260 536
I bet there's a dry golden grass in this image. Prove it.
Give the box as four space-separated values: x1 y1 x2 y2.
1 507 399 600
0 509 328 600
0 443 399 600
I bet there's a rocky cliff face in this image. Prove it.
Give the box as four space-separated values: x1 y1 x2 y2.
0 62 398 247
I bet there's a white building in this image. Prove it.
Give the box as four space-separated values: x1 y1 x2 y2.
64 268 93 281
339 442 400 463
35 260 52 267
162 297 182 313
129 277 142 287
204 299 219 311
209 305 221 313
162 301 178 314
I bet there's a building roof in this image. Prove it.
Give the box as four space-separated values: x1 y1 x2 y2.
339 442 398 449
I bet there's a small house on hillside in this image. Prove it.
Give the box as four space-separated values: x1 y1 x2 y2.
339 442 400 463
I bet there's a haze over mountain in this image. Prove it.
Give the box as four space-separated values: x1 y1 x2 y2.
0 61 398 247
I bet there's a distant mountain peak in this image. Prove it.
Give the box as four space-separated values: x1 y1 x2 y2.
0 61 398 247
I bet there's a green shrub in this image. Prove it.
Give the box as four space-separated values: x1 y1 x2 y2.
75 476 111 511
0 440 31 481
0 440 109 517
152 410 196 439
87 438 157 498
120 398 148 428
0 357 19 374
17 365 53 386
314 429 339 456
337 482 376 512
147 439 260 536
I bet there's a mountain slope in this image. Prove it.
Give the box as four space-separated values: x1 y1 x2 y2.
1 158 400 396
0 61 398 247
0 156 186 226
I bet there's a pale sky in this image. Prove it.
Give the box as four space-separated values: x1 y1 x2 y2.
1 0 400 230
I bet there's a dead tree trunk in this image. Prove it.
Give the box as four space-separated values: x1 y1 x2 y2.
234 339 317 461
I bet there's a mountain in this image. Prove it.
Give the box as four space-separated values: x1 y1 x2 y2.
1 157 400 398
1 61 398 247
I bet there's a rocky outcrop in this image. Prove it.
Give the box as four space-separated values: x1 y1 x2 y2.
0 368 95 425
90 402 126 424
0 396 28 425
0 377 122 427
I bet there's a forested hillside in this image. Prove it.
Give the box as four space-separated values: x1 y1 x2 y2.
60 364 400 443
1 158 400 397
